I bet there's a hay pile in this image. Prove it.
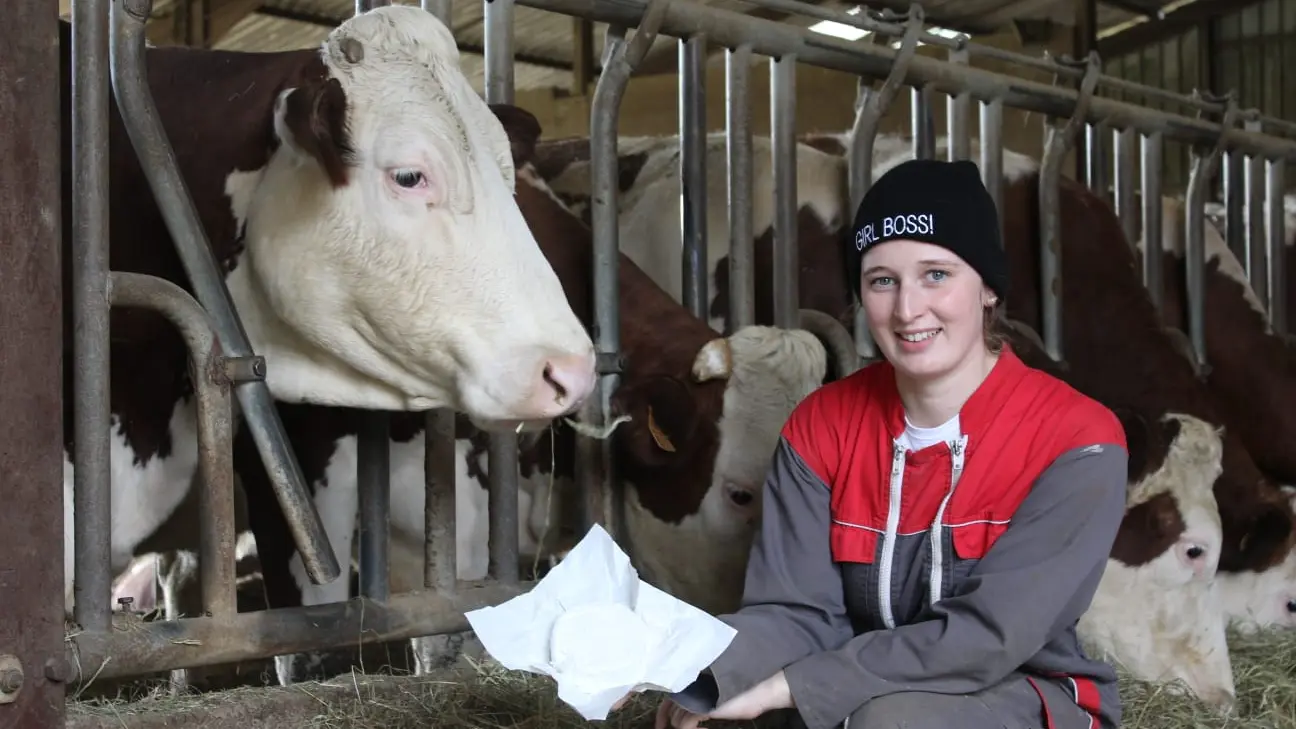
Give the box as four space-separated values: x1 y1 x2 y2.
68 627 1296 729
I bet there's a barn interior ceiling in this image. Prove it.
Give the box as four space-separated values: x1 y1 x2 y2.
56 0 1205 92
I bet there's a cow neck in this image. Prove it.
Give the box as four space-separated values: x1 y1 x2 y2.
876 346 1025 464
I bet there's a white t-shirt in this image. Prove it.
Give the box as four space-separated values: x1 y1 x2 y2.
899 413 962 452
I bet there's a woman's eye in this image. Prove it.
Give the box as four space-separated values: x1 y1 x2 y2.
392 169 424 188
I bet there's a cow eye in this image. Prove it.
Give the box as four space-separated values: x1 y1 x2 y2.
1286 599 1296 614
1185 545 1204 560
392 169 425 188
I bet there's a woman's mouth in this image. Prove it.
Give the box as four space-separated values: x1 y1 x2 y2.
896 328 941 343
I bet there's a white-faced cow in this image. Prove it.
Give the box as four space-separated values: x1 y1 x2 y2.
58 6 598 619
229 104 853 685
530 131 1296 708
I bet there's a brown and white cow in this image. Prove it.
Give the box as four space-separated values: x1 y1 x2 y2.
58 6 598 618
531 131 1285 707
230 104 853 685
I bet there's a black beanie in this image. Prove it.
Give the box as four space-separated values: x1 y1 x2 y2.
844 158 1009 303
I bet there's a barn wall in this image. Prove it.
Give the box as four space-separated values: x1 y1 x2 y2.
1101 0 1296 194
513 20 1083 175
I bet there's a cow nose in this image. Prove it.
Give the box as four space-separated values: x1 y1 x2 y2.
539 349 597 414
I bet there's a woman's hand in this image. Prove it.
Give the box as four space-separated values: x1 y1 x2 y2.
654 671 795 728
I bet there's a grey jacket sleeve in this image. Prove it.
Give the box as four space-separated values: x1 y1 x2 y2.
699 437 856 703
782 443 1128 729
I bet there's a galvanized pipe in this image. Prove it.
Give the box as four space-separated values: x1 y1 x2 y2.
109 272 238 618
1245 119 1268 303
67 582 532 682
1224 145 1245 260
726 43 755 333
483 0 521 586
946 41 971 163
1140 132 1164 312
1085 122 1110 206
423 0 451 21
509 0 1296 160
847 9 921 359
980 98 1004 240
1038 53 1100 363
577 0 667 541
72 0 113 633
1113 127 1137 249
680 33 709 321
1184 102 1242 369
910 85 935 161
770 53 799 330
353 0 393 603
109 0 340 585
1267 159 1288 334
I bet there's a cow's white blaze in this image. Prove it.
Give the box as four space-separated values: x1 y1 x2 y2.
624 325 829 616
1077 413 1234 709
226 6 594 425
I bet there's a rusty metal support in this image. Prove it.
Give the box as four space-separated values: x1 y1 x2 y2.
66 583 531 682
0 0 64 722
109 272 238 618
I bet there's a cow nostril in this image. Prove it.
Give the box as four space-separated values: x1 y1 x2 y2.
542 362 569 404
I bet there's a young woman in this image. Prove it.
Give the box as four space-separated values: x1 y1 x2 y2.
643 159 1129 729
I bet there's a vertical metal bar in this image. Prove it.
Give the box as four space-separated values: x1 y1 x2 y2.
354 0 391 602
770 53 798 330
946 41 971 162
979 98 1004 240
1224 145 1246 260
726 43 755 334
1184 101 1240 368
483 0 520 587
110 0 340 585
578 0 665 543
1244 118 1268 303
420 0 455 602
910 85 935 160
0 0 64 720
485 0 515 105
1141 132 1164 311
1114 127 1138 249
680 33 708 321
73 0 113 633
1085 122 1110 205
1267 158 1287 333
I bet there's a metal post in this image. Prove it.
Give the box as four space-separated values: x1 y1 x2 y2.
770 52 799 330
1113 127 1138 250
354 0 393 602
946 39 971 163
578 0 667 543
1038 53 1100 363
0 0 64 720
1224 131 1246 261
1184 99 1242 369
421 0 456 603
680 33 709 321
980 98 1004 239
1141 132 1164 312
1085 122 1110 206
910 84 935 161
848 8 922 359
1267 159 1288 333
484 0 520 584
726 43 755 334
1244 118 1268 304
73 0 113 634
109 0 340 585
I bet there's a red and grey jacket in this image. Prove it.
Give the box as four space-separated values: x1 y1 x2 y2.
698 346 1128 729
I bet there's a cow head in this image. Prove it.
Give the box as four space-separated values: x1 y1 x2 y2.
1217 488 1296 633
1078 412 1236 710
234 6 595 427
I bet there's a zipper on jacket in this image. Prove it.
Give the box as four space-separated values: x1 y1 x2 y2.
927 435 968 606
878 440 908 630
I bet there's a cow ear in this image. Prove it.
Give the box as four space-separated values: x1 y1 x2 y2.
1112 407 1151 483
1109 492 1183 566
488 103 542 168
611 376 700 467
274 78 354 188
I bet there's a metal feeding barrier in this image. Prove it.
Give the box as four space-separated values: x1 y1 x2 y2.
3 0 1293 722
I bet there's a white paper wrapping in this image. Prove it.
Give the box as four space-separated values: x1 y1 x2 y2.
464 524 737 720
